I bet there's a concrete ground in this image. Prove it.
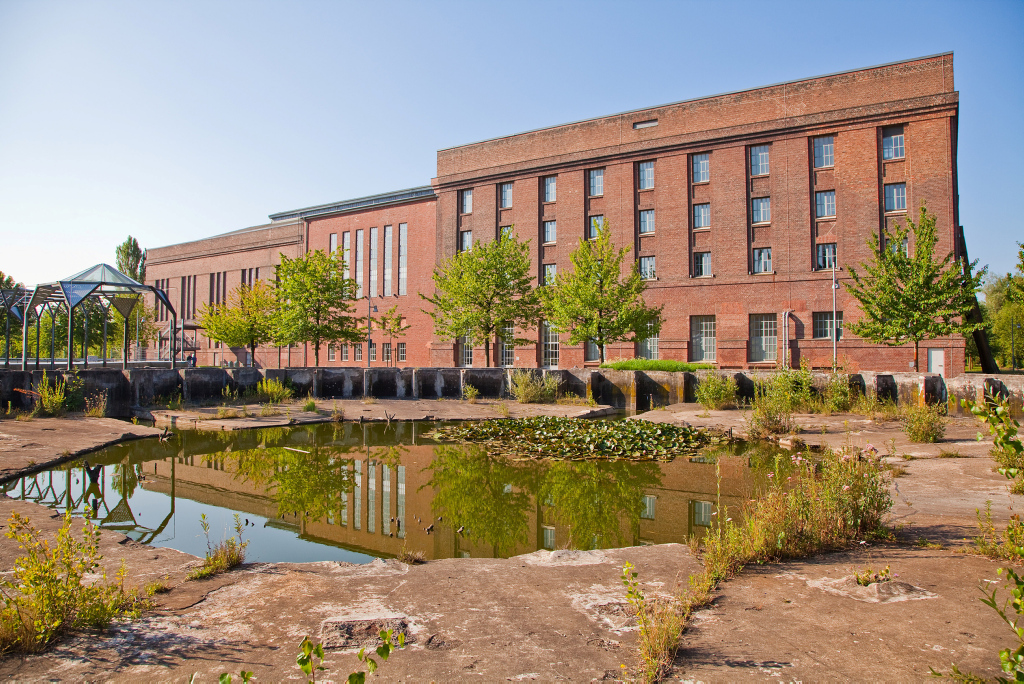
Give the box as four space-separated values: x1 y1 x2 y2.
0 406 1017 681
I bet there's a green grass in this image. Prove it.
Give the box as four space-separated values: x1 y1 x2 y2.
599 360 715 372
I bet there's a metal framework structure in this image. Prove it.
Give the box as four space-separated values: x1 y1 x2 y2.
0 263 177 370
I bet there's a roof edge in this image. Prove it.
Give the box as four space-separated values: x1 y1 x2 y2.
268 185 436 222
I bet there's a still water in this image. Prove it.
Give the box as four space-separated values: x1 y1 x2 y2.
3 421 787 564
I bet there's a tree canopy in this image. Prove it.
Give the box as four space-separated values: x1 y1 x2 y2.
274 249 363 367
115 236 147 283
198 281 277 367
845 204 986 371
421 231 541 366
540 221 662 363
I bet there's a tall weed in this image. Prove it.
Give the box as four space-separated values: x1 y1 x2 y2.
903 403 946 443
510 370 558 404
695 374 737 410
187 513 248 580
251 377 293 404
745 373 796 437
34 371 66 417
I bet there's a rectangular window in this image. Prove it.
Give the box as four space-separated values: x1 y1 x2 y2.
690 316 716 361
639 256 656 280
543 220 557 243
694 251 711 277
813 136 835 168
542 322 559 368
884 183 906 212
753 247 772 273
354 344 363 362
383 342 392 363
461 188 473 214
353 460 361 530
369 226 378 298
638 321 658 360
355 229 364 298
750 313 778 362
589 169 604 196
458 335 473 367
499 182 513 209
398 223 407 296
692 153 710 183
813 311 844 340
882 125 905 160
499 323 515 367
397 342 406 362
328 344 336 362
341 344 349 361
585 340 600 362
816 243 837 270
343 232 352 279
693 203 711 229
751 197 771 224
329 233 338 254
543 263 557 285
542 526 556 550
383 225 393 297
641 495 656 520
544 176 557 202
499 225 512 240
692 500 713 527
883 234 910 257
750 145 770 176
815 190 836 218
367 463 375 533
639 209 655 234
588 215 603 240
460 230 473 252
638 161 654 190
381 466 391 535
369 341 377 362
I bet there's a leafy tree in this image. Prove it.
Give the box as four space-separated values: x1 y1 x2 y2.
377 305 411 366
0 271 17 290
540 221 662 363
421 231 541 366
845 204 987 371
274 249 363 367
115 236 147 283
198 281 277 367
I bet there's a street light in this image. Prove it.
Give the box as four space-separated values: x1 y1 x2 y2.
366 294 377 369
832 253 840 372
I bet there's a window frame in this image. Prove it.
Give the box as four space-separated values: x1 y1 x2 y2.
499 182 513 209
588 169 604 197
460 188 473 214
459 230 473 252
543 263 557 286
693 203 711 229
749 313 778 362
543 220 557 244
750 145 770 176
815 190 836 219
588 215 603 240
816 243 837 270
637 161 655 190
812 311 844 340
639 256 656 280
639 209 655 235
882 125 905 161
543 176 557 203
690 315 716 362
813 136 835 169
751 197 771 224
752 247 773 274
694 251 711 278
884 183 907 213
692 153 710 183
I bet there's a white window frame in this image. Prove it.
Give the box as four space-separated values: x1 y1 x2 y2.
499 182 513 209
884 183 906 212
815 190 836 219
639 256 656 280
461 188 473 214
588 215 603 240
693 203 711 229
585 340 600 362
638 320 658 360
812 311 844 340
750 314 778 362
753 247 772 274
641 495 656 520
639 209 655 234
694 251 711 277
543 263 557 285
813 136 835 168
544 176 557 203
543 220 557 244
750 145 770 176
816 243 837 270
692 153 710 183
460 230 473 252
542 322 559 368
458 335 473 367
692 500 713 527
499 323 515 367
882 126 905 160
397 342 406 363
752 197 771 224
690 315 716 361
638 161 654 190
589 169 604 197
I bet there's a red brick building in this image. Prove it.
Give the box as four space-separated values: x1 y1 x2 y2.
146 53 967 375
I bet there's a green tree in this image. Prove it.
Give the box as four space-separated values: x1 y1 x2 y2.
845 204 987 371
377 305 411 366
540 221 662 363
0 271 17 290
421 231 541 366
274 249 363 367
198 281 277 367
115 236 147 283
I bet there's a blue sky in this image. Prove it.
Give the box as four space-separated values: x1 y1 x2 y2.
1 0 1021 286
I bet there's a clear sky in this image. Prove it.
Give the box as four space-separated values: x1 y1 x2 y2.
1 0 1021 286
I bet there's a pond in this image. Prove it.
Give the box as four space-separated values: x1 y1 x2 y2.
2 421 790 564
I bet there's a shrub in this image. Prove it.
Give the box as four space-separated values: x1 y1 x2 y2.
303 396 317 412
251 377 292 404
850 393 901 421
187 513 248 580
965 395 1024 493
695 373 736 410
745 373 795 437
463 384 480 403
622 562 683 682
84 391 107 418
510 370 558 404
34 371 66 417
0 512 147 654
971 501 1024 562
820 373 853 414
903 403 946 443
600 359 714 372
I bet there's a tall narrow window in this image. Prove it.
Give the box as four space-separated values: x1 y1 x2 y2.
585 340 600 362
813 136 834 168
543 220 556 244
544 176 557 202
753 248 772 274
816 243 837 270
461 189 473 214
641 495 656 520
694 251 711 277
398 223 407 295
750 145 770 176
639 256 656 280
328 344 336 362
369 226 378 298
750 314 778 362
542 322 559 368
639 209 655 234
369 341 376 362
458 335 473 367
341 344 349 361
383 342 392 363
499 182 513 208
882 125 905 160
397 342 406 362
692 153 710 183
342 232 351 278
329 233 338 254
460 230 473 252
499 323 515 367
381 466 391 535
383 225 393 297
354 344 362 362
355 229 364 298
693 203 711 229
588 215 603 240
543 263 557 285
815 190 836 218
589 169 604 196
884 183 906 212
638 320 658 360
367 462 375 533
353 460 362 530
638 161 654 190
690 316 716 361
751 197 771 224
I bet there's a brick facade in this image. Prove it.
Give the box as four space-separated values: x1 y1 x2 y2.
146 53 968 376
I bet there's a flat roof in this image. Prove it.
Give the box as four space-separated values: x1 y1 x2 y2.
268 185 436 222
438 52 954 152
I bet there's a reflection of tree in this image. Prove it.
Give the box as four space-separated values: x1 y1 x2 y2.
425 445 542 557
215 446 355 523
112 461 142 499
539 460 662 549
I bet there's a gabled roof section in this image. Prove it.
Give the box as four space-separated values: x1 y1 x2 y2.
62 263 144 288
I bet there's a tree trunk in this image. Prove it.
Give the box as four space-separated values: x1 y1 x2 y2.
314 342 320 367
250 340 256 368
914 340 919 372
485 338 491 368
600 343 605 364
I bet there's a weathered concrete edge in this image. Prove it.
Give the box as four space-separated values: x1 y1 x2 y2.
0 430 160 486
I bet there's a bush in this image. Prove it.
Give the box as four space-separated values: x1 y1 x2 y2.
600 359 715 372
903 403 946 443
463 384 480 403
510 370 558 404
34 371 66 417
745 373 796 437
303 396 317 412
187 513 248 581
0 512 147 654
251 377 293 404
84 391 107 418
820 373 853 414
695 373 737 410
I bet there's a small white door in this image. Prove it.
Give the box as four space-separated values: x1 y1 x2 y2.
927 348 945 377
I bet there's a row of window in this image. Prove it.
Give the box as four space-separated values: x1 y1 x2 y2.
327 342 408 364
329 224 409 298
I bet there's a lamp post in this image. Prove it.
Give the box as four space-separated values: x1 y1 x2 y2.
831 254 839 372
366 294 377 369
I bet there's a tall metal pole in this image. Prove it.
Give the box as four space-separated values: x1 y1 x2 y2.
831 257 838 372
